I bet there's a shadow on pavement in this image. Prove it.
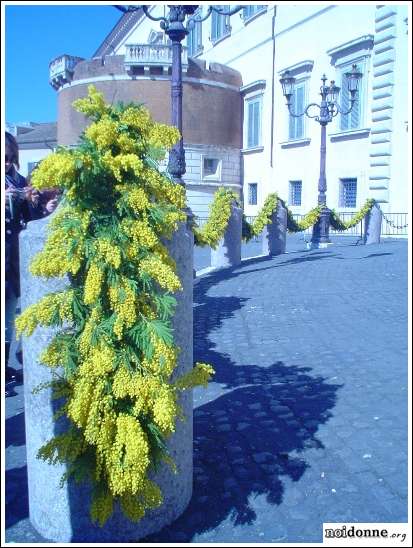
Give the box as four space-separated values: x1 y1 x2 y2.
195 251 339 285
143 260 342 542
6 466 29 528
6 412 26 448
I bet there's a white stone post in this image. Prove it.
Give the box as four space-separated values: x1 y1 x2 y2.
261 201 287 256
19 214 193 542
210 203 242 269
363 203 382 245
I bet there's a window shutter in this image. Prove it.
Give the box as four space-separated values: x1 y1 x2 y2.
289 84 305 139
211 11 218 41
243 6 251 19
340 72 350 130
289 90 296 139
253 101 260 146
187 29 194 56
296 85 304 138
197 18 202 49
248 102 254 147
351 93 360 128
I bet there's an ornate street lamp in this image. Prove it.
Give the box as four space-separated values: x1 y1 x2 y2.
280 64 362 246
115 5 242 187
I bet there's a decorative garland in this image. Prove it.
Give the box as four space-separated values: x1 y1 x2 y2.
330 198 375 231
193 190 280 246
193 189 375 242
15 85 214 527
243 193 279 241
193 187 239 248
286 205 323 233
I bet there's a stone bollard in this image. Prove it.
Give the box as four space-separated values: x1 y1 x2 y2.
19 213 193 542
210 203 242 269
261 201 287 256
363 203 382 245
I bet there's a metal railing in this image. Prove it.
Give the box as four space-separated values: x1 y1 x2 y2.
194 212 408 240
193 217 208 228
244 216 262 242
381 213 408 236
124 43 188 72
330 212 364 237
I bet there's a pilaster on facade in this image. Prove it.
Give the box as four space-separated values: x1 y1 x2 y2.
368 6 398 203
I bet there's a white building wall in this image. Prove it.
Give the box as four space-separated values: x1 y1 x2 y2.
273 5 376 215
18 148 54 178
200 6 276 215
382 6 412 213
183 144 241 219
111 4 409 218
157 145 241 219
114 6 169 54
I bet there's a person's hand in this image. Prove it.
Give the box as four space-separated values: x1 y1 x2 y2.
45 198 58 213
5 186 18 197
25 187 40 205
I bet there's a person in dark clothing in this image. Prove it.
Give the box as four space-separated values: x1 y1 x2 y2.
5 132 43 393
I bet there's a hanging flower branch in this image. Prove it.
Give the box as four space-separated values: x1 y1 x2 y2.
193 187 239 248
15 85 214 527
330 199 375 231
242 193 279 241
286 205 324 232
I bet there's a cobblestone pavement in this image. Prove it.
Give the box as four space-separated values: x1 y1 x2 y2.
5 236 408 543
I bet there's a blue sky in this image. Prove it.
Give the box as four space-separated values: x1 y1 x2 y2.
5 4 121 123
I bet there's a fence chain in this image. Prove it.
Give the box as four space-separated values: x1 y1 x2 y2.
382 213 408 230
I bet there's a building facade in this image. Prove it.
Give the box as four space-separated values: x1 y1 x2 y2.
6 122 57 178
49 4 409 219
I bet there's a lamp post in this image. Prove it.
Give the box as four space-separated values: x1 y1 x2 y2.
115 4 242 187
280 64 362 247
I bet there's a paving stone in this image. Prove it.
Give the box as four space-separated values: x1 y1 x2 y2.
223 478 238 490
7 236 408 544
252 452 273 464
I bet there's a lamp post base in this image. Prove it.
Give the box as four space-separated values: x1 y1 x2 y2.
307 240 333 250
310 206 331 247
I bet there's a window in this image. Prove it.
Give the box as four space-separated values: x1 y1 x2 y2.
339 178 357 208
187 9 203 57
211 6 230 42
202 157 221 180
289 181 302 206
340 64 363 131
243 5 266 21
289 82 305 140
248 183 258 205
246 96 262 148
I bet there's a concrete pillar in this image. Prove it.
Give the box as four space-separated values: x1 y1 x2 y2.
210 203 242 269
19 213 193 542
261 201 287 256
363 203 382 245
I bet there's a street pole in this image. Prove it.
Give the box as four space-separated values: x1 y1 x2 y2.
165 9 187 185
279 67 362 248
116 4 242 189
315 88 331 246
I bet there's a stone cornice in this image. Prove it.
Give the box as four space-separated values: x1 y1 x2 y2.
327 35 374 61
277 60 314 77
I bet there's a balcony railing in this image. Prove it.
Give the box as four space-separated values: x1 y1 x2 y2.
124 43 188 73
49 55 84 89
